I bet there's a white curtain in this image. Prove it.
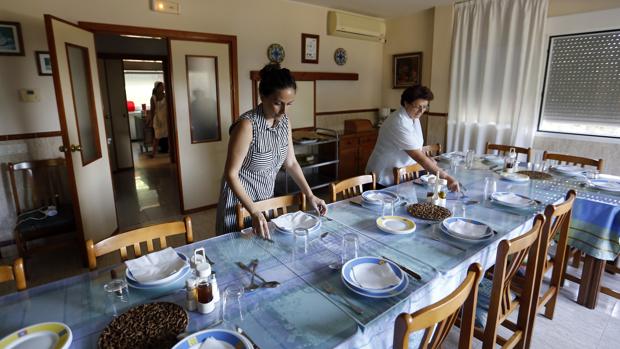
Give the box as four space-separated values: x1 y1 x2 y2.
447 0 548 153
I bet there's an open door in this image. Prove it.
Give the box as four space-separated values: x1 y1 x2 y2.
45 15 117 245
169 40 233 212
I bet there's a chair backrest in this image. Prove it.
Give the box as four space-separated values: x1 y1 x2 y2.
481 214 545 347
86 216 193 270
422 143 442 157
394 263 483 349
330 173 376 203
0 258 27 291
235 193 307 231
542 151 604 171
485 143 533 162
8 159 69 214
393 164 424 185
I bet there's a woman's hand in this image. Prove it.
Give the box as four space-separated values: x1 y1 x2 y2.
446 176 460 192
308 195 328 216
251 211 270 239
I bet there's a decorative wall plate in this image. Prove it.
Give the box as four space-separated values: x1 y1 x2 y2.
267 43 285 63
334 48 347 65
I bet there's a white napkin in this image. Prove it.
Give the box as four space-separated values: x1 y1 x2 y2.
497 193 532 206
125 247 186 283
447 219 489 238
199 337 235 349
419 174 436 183
350 262 401 290
271 212 318 232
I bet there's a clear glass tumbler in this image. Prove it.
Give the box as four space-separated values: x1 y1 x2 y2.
292 228 309 263
483 177 497 201
465 149 475 169
341 233 359 265
382 198 395 218
221 286 245 322
104 278 129 316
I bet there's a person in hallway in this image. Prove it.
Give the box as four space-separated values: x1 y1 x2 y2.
366 85 459 191
216 63 327 237
149 81 168 158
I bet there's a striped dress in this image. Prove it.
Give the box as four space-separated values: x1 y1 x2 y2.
215 105 289 234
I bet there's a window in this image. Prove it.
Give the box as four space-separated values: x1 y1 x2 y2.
538 30 620 138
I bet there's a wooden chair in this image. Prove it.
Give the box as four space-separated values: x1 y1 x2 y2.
530 190 576 320
472 215 544 349
542 151 604 171
235 193 307 231
393 164 424 185
485 143 533 162
8 159 76 258
330 173 376 203
394 263 483 349
0 258 27 291
422 143 443 157
86 216 193 270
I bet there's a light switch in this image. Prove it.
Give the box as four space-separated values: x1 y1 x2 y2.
18 88 40 103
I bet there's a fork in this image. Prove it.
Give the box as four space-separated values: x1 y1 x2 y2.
322 284 364 315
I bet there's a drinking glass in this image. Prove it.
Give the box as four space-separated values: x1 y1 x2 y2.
292 228 309 262
221 286 245 322
450 157 459 175
104 278 129 316
382 198 395 218
483 177 497 201
452 201 466 217
341 233 359 265
586 169 599 183
465 149 475 169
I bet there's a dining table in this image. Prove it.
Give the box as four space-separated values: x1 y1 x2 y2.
1 158 618 349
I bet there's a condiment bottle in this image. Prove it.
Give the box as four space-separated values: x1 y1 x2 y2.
503 147 517 173
426 176 437 201
185 278 197 311
433 179 448 207
211 272 220 303
196 277 215 314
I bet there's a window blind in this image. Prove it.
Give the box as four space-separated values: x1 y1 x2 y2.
541 30 620 126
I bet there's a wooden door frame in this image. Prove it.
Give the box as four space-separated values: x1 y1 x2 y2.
78 21 239 214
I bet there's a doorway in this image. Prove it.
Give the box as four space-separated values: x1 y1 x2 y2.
95 34 182 231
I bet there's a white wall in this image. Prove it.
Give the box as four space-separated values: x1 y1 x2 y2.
124 72 165 111
534 7 620 175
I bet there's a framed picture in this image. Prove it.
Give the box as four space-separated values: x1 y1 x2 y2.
393 52 422 88
301 33 319 64
36 51 52 75
0 21 24 56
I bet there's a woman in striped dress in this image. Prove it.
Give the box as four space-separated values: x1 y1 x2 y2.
216 64 327 237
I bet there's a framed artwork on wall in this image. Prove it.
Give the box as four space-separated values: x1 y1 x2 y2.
393 52 422 88
0 21 25 56
36 51 52 75
301 33 319 64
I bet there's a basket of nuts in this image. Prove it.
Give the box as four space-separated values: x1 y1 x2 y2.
407 202 452 222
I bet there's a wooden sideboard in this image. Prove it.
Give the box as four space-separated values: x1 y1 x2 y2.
338 130 378 180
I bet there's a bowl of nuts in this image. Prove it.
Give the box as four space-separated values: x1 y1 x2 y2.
406 202 452 223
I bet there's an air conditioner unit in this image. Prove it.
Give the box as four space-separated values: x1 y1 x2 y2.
328 11 386 43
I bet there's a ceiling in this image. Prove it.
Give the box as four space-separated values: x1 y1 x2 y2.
290 0 456 18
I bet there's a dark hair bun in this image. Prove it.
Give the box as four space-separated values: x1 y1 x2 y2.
258 63 296 98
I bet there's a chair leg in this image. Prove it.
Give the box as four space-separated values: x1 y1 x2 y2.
571 248 581 268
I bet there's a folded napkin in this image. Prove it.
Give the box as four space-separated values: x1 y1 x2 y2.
125 247 186 283
447 219 489 238
497 193 532 206
350 261 401 290
199 337 235 349
271 212 318 232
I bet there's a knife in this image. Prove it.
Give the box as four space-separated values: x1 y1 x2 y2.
381 255 422 280
236 325 260 349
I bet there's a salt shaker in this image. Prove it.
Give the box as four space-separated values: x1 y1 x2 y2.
211 272 220 303
185 278 197 311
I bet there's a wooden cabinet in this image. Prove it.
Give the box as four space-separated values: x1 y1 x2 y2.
338 130 378 180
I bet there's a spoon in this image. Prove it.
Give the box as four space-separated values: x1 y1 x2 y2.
238 260 281 288
246 260 259 291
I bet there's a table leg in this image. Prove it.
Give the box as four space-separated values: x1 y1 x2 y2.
576 255 606 309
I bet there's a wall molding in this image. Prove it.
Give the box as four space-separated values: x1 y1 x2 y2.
0 131 62 141
316 108 378 116
249 71 358 81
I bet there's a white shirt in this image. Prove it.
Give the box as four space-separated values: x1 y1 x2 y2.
365 107 424 186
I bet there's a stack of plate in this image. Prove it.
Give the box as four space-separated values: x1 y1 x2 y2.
126 252 190 291
361 190 400 208
0 322 72 349
491 192 537 208
340 256 408 298
271 212 321 234
590 178 620 192
550 165 585 177
172 329 253 349
441 217 493 242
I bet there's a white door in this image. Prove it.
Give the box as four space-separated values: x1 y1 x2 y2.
45 15 117 243
169 40 233 211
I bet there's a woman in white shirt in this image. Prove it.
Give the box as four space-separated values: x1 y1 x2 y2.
366 85 459 191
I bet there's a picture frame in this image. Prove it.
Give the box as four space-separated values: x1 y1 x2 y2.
0 21 25 56
301 33 319 64
36 51 52 76
392 52 422 88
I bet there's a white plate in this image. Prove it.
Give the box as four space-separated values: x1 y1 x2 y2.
442 217 493 240
491 192 536 208
126 252 189 286
361 190 400 205
483 154 504 164
499 172 530 182
590 179 620 192
551 165 584 176
376 216 416 234
171 329 253 349
0 322 72 349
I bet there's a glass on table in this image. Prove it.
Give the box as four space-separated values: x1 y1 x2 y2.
341 233 359 265
483 177 497 201
381 197 395 218
451 200 466 218
221 285 245 322
292 228 309 263
586 169 600 183
449 156 459 175
465 149 475 169
104 278 129 316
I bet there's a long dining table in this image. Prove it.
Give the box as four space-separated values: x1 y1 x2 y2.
1 161 618 348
